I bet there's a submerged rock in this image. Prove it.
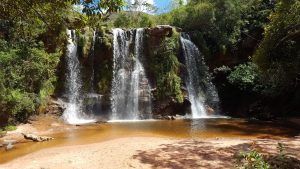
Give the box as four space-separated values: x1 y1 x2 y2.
2 140 16 151
206 105 215 115
22 133 54 142
5 143 14 151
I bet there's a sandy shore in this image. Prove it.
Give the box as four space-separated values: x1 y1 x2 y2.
1 114 300 169
0 114 78 144
1 136 300 169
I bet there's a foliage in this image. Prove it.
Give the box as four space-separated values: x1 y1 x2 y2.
237 142 300 169
4 125 17 131
277 142 285 158
253 0 300 95
149 31 184 103
238 149 270 169
0 41 61 124
75 0 125 19
239 0 274 40
156 0 247 54
228 62 259 90
113 12 155 28
214 65 232 74
0 1 73 44
77 27 94 58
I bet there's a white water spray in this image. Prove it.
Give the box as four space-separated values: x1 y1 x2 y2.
111 28 152 120
62 30 96 124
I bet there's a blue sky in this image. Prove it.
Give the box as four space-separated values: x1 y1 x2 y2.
155 0 172 13
76 0 174 14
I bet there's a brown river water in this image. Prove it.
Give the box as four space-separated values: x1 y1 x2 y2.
0 118 299 163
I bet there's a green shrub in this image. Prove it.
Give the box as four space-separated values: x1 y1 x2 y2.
5 90 36 122
77 27 94 58
253 0 300 97
113 12 155 28
228 62 259 90
0 41 61 124
4 125 17 131
149 31 184 103
238 149 270 169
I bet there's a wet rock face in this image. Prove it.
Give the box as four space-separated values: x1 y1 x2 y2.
152 97 191 117
93 26 186 118
44 98 65 116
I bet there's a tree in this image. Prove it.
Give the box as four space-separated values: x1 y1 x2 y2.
79 0 125 19
253 0 300 95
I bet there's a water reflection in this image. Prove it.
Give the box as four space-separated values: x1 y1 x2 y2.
190 119 207 137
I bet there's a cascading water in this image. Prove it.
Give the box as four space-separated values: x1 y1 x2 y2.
131 28 152 119
111 28 152 120
63 29 96 124
180 33 219 118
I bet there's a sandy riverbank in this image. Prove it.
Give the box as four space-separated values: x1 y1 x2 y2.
0 114 81 144
1 136 300 169
1 114 300 169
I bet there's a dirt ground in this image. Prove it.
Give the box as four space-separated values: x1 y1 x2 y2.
1 136 300 169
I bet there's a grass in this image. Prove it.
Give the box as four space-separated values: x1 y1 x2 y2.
4 125 17 131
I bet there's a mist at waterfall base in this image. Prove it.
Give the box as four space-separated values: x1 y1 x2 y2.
62 30 96 124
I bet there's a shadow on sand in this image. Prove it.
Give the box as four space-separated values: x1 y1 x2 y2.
133 139 300 169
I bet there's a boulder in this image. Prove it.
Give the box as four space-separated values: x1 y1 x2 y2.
152 98 191 118
146 25 174 37
22 133 54 142
44 98 65 116
206 105 215 115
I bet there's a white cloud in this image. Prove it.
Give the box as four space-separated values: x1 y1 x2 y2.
129 0 154 6
127 0 155 13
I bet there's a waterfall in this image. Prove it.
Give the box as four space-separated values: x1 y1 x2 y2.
180 33 219 118
63 29 96 124
111 28 152 120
